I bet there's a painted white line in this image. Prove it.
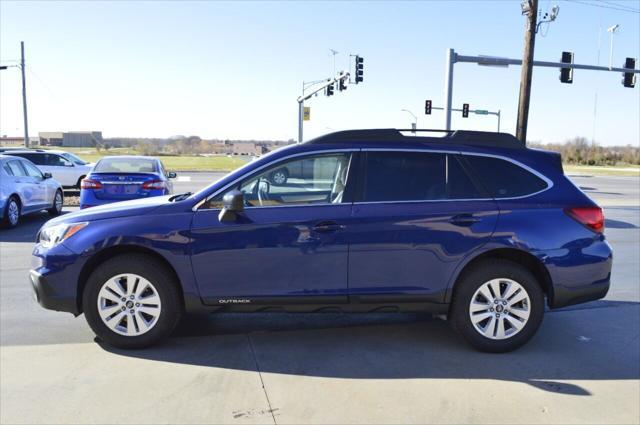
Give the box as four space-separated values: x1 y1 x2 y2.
177 176 192 182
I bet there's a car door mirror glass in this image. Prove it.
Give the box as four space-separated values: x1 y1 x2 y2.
43 172 52 179
167 172 177 179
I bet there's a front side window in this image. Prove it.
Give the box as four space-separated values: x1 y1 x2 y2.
21 161 43 179
462 155 548 198
207 153 351 208
45 154 71 167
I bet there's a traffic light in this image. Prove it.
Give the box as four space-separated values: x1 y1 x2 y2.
325 81 334 96
339 78 347 91
622 57 636 88
462 103 469 118
560 51 574 84
355 56 364 83
425 100 432 115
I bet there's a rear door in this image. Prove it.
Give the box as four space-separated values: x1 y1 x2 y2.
3 160 35 209
347 150 499 303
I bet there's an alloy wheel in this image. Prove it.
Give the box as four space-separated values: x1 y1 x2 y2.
97 274 162 336
7 200 19 226
272 171 287 185
468 278 531 340
54 192 63 212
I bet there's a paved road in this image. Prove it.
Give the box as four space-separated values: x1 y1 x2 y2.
1 175 638 424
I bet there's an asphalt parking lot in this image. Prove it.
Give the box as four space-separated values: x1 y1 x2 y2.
1 173 638 424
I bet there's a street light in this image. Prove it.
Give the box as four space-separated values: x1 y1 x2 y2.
401 109 417 133
607 24 620 70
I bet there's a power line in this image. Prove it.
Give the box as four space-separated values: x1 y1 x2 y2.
565 0 640 13
597 0 640 12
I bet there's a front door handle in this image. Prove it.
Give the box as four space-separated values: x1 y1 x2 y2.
313 221 344 233
449 214 481 227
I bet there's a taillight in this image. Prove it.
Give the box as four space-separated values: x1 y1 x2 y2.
564 207 604 233
81 179 102 189
141 180 166 190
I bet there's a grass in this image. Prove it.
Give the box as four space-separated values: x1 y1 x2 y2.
43 147 251 172
563 164 640 177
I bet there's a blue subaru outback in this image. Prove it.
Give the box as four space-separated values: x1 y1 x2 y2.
31 129 612 352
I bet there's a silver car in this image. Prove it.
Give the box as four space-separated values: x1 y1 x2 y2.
0 154 64 228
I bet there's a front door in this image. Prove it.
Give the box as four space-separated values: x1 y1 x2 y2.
190 151 354 305
347 151 499 303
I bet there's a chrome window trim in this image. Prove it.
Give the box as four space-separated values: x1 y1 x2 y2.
193 149 357 211
358 148 553 202
192 147 554 211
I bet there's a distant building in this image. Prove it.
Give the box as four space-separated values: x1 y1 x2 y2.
0 136 25 147
231 142 268 156
39 131 103 147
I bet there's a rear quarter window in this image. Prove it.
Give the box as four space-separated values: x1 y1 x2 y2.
463 155 548 198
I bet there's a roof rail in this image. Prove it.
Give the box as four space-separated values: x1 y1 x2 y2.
307 128 524 149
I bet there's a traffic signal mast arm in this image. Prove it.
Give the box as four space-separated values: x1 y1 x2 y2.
457 54 639 74
297 72 350 103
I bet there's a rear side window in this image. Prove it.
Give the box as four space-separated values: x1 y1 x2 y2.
463 155 548 198
10 153 45 165
362 152 446 202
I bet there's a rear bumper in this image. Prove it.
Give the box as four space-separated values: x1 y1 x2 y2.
537 238 613 309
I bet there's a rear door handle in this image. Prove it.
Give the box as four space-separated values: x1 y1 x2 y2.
449 214 481 226
313 221 344 233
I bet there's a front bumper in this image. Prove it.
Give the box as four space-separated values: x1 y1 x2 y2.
30 243 86 316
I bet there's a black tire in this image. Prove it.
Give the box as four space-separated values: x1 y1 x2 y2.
450 259 544 353
270 168 289 185
76 175 86 190
48 190 63 216
82 254 183 349
2 196 20 228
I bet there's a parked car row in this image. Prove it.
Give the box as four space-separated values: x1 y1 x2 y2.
1 149 176 227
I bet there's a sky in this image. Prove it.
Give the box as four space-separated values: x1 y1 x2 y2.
0 0 639 146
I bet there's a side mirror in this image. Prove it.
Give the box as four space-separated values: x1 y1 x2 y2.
218 190 244 222
167 172 177 179
43 172 52 179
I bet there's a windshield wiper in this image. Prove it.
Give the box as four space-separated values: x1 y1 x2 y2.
169 192 192 202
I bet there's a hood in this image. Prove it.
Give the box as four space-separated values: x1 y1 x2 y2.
46 195 173 226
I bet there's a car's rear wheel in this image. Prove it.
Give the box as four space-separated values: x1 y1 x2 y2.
82 254 183 349
76 175 86 190
2 196 20 228
450 259 544 353
48 190 63 216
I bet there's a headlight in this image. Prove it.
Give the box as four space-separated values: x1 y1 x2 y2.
39 222 88 248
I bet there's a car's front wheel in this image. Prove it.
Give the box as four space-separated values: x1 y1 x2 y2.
48 190 63 216
82 254 183 349
450 259 544 353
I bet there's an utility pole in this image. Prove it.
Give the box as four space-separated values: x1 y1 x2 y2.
20 41 29 148
516 0 538 144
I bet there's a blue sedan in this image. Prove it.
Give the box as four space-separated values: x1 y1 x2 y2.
79 156 176 209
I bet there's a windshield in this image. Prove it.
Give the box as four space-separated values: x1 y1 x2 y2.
61 152 87 165
94 158 158 173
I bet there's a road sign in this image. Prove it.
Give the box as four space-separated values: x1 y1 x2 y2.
303 107 310 121
474 109 489 115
